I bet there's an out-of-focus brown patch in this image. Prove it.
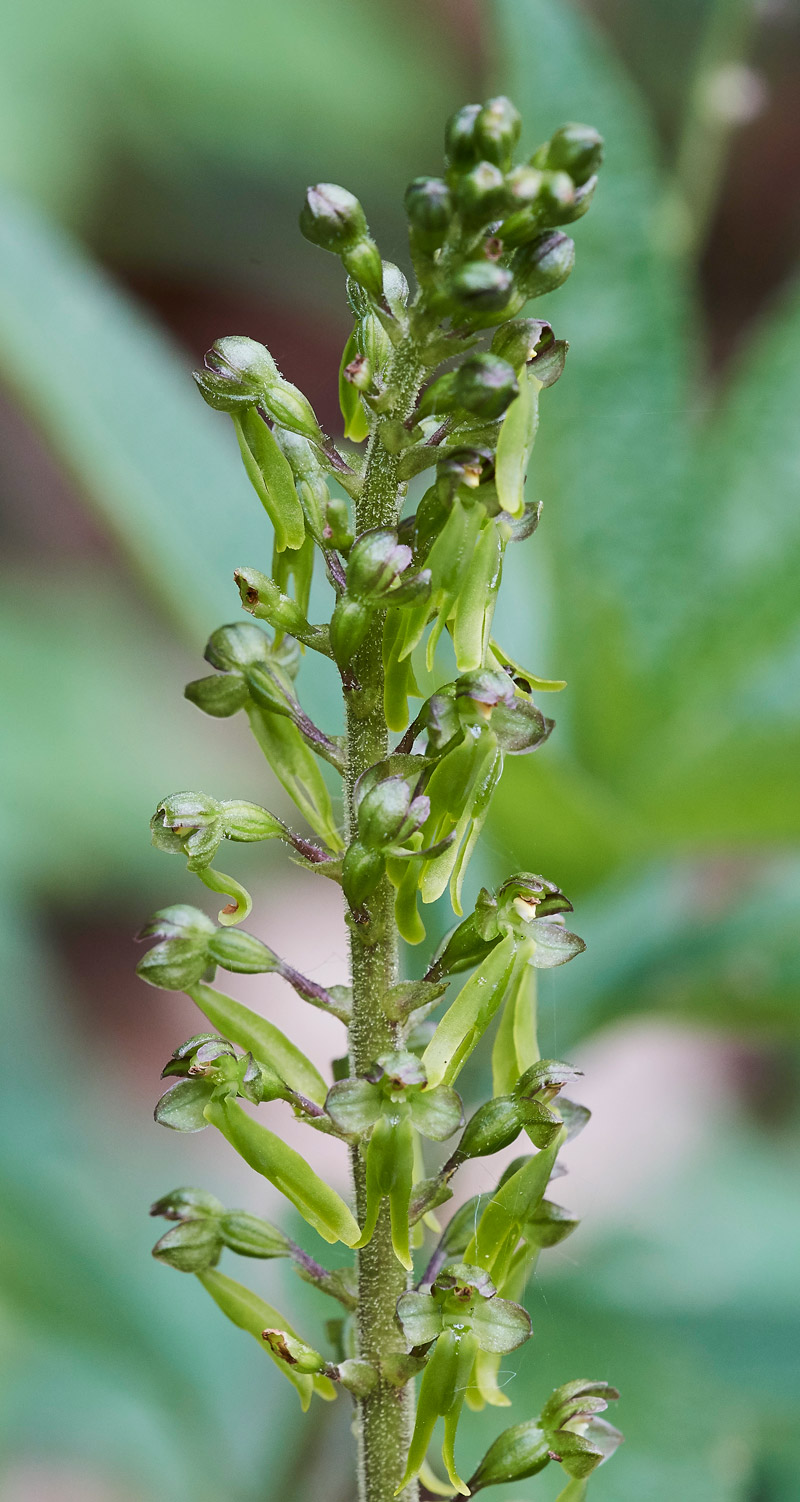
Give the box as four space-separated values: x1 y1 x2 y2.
50 911 199 1090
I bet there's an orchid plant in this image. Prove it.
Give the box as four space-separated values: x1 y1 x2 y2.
138 95 622 1502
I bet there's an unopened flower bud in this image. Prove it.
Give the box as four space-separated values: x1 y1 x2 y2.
341 237 384 302
300 183 367 249
512 230 575 299
193 336 277 413
301 184 383 301
475 96 522 168
334 1359 378 1397
458 1096 523 1158
358 778 428 850
452 353 519 420
194 335 322 444
347 528 412 600
444 102 482 172
358 780 412 849
405 177 452 252
195 620 271 681
219 1211 290 1258
323 495 353 551
454 161 510 228
501 172 576 244
152 1218 223 1273
342 840 386 909
448 260 514 313
538 169 578 220
150 1186 224 1221
505 164 545 205
263 378 323 445
539 123 604 185
358 309 392 372
330 596 371 668
560 172 599 224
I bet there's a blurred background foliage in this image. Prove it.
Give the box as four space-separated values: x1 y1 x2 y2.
0 0 798 1499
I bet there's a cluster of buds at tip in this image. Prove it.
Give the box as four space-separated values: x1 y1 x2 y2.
396 97 602 332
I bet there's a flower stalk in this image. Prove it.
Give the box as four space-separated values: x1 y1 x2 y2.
139 95 622 1502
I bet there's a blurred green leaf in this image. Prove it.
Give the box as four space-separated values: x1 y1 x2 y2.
533 856 800 1055
0 571 263 894
493 0 692 770
0 188 271 642
490 0 800 896
0 0 468 311
0 896 301 1500
631 278 800 838
0 0 466 205
488 0 686 892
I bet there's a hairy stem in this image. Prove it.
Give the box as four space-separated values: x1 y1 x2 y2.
346 335 424 1502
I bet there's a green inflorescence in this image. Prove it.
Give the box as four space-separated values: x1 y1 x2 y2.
140 96 621 1502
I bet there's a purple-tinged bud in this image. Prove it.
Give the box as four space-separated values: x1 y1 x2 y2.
512 230 575 299
452 353 519 420
444 103 482 172
474 96 522 168
405 176 453 252
538 123 604 185
300 183 367 249
448 260 514 313
454 161 510 227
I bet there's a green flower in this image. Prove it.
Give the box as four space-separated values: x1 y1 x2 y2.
395 1262 531 1494
326 1051 462 1269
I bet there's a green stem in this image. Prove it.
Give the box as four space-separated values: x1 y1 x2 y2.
345 334 424 1502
